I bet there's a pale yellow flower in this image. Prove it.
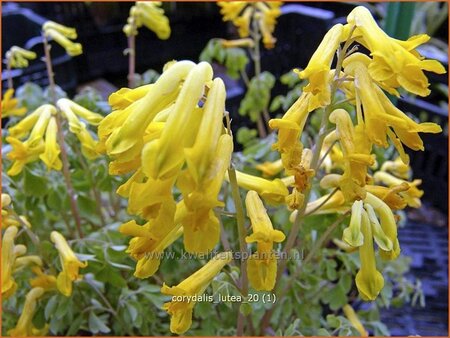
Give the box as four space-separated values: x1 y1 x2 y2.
374 171 423 208
43 21 83 56
5 46 37 69
227 170 289 205
39 116 62 171
124 2 171 39
8 287 49 336
161 252 232 334
343 304 368 336
2 226 20 299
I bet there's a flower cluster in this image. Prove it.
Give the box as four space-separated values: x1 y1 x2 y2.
1 88 27 118
123 1 171 39
218 1 283 49
99 61 234 333
5 99 103 176
269 6 444 301
5 46 37 69
43 21 83 57
2 219 87 335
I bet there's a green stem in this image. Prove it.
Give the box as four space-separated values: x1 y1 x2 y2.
226 112 250 336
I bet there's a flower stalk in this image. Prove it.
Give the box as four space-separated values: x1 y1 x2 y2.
42 33 83 238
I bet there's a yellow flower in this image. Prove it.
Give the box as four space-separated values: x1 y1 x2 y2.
269 92 313 173
364 193 400 260
5 46 37 69
228 170 289 205
256 158 284 177
234 6 253 37
297 24 344 109
8 287 49 337
347 6 446 97
245 191 285 291
380 157 411 179
1 88 27 117
161 252 232 334
342 200 364 247
8 105 43 138
13 255 43 272
374 171 423 208
6 105 54 176
355 209 384 301
141 62 213 180
365 184 408 211
343 304 368 336
50 231 87 297
29 266 57 291
218 2 247 22
1 226 20 299
39 116 62 171
120 201 185 278
104 61 195 164
329 109 374 201
137 2 171 39
108 84 152 110
43 21 83 56
1 194 31 229
256 2 282 49
220 38 255 48
343 52 442 161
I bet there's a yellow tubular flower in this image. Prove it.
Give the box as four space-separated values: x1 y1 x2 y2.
1 226 19 299
256 158 284 177
179 136 233 253
355 210 384 301
343 304 368 336
50 231 87 297
329 109 374 201
57 98 103 125
135 2 171 40
30 266 57 291
105 61 196 163
347 6 446 96
120 201 186 278
374 171 423 208
161 252 233 334
8 287 48 336
221 38 255 48
1 89 27 117
380 157 411 179
6 105 54 176
8 106 43 139
39 116 62 171
342 200 364 247
234 6 253 38
245 191 285 291
364 203 393 252
227 170 289 205
76 123 100 159
142 62 213 180
43 21 82 57
364 193 400 260
365 184 408 211
13 255 43 272
218 2 247 22
6 46 37 68
269 92 313 172
296 190 347 218
108 84 152 110
297 24 344 109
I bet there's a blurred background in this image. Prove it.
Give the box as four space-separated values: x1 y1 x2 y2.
2 1 448 336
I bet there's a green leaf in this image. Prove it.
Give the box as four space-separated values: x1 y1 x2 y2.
88 312 111 334
239 302 252 316
66 314 84 335
16 82 45 111
24 168 49 197
45 295 59 320
239 72 276 122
